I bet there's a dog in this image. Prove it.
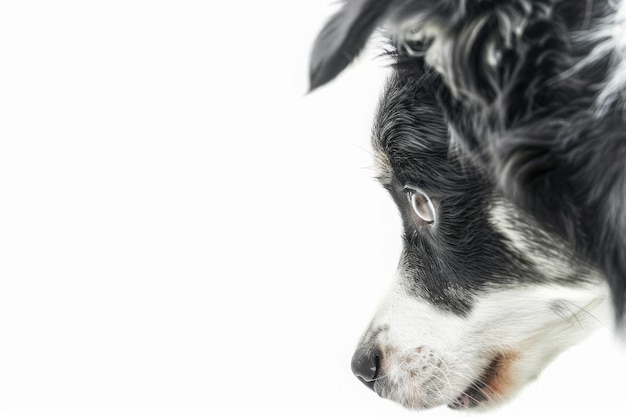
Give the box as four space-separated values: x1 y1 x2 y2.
309 0 626 411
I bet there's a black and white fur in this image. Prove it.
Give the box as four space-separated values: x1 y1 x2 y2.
309 0 626 411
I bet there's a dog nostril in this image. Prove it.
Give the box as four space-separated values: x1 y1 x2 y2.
351 347 381 390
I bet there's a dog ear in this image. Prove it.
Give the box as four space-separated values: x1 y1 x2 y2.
309 0 394 91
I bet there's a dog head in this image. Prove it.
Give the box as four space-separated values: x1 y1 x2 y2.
350 66 608 411
310 0 615 410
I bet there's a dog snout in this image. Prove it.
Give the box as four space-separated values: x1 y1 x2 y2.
351 346 381 390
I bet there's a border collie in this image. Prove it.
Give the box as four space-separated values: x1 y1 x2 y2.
309 0 626 410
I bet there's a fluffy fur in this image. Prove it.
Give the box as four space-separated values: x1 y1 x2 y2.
309 0 626 411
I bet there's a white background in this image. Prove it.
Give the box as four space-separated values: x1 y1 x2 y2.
0 1 623 416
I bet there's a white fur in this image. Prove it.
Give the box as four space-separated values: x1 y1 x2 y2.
357 200 610 410
489 199 596 282
567 0 626 115
373 149 394 186
363 272 609 409
594 0 626 114
354 2 624 410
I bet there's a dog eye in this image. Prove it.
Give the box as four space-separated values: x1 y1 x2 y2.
405 188 436 225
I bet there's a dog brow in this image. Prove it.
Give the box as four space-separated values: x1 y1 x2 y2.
373 149 394 186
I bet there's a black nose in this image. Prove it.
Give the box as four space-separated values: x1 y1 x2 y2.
351 347 381 390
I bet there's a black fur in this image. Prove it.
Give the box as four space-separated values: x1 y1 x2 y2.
310 0 626 324
309 0 394 90
373 67 595 316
